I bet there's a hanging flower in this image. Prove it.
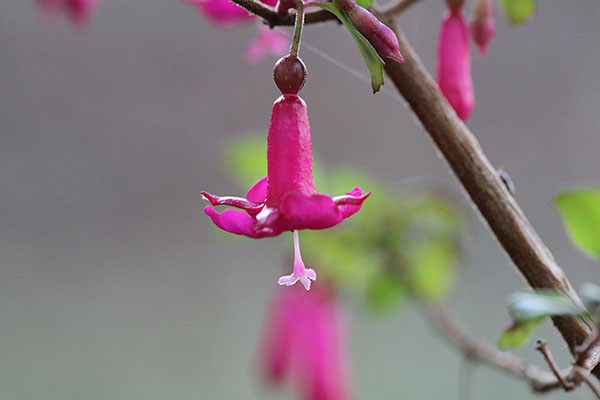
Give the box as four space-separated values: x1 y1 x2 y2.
470 0 495 56
186 0 289 63
261 284 351 400
37 0 98 26
202 55 369 289
436 5 474 121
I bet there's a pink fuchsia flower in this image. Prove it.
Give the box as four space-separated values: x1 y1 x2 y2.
246 24 290 64
261 284 351 400
186 0 254 27
38 0 98 26
470 0 496 56
436 9 474 121
201 55 369 289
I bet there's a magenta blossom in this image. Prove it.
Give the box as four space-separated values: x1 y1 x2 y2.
186 0 288 63
202 55 369 289
437 9 474 121
261 284 351 400
38 0 98 26
470 0 495 56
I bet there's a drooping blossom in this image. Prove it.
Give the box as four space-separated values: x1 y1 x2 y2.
436 7 474 121
38 0 98 26
470 0 495 56
261 284 350 400
202 55 369 289
186 0 289 63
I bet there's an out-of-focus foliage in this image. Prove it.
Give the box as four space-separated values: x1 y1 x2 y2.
498 290 587 349
223 136 465 313
355 0 373 8
499 0 535 25
313 3 384 93
580 283 600 310
555 188 600 260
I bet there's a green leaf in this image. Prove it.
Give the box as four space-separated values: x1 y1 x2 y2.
506 291 584 324
312 2 384 93
499 0 535 25
555 188 600 259
355 0 373 8
222 134 266 187
498 319 541 349
366 275 407 313
408 240 456 301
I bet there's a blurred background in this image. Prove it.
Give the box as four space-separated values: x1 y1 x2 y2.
1 0 599 399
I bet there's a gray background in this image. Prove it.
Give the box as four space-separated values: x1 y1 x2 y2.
1 0 599 399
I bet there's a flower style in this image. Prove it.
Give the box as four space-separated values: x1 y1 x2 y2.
202 55 369 289
470 0 496 56
261 284 350 400
437 7 474 121
186 0 288 63
38 0 98 26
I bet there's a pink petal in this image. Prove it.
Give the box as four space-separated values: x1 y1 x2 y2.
246 176 268 203
245 25 290 65
266 95 316 207
437 10 474 121
201 191 263 214
192 0 254 27
204 206 276 238
470 0 495 56
333 187 370 219
277 192 343 231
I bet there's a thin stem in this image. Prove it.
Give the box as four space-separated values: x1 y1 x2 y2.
536 340 573 391
290 0 305 56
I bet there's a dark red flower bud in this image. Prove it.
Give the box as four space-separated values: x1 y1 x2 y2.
273 55 307 95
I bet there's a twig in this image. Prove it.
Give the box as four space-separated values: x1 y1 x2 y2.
575 314 600 370
380 0 422 18
573 367 600 398
376 19 595 365
536 340 573 391
223 0 336 26
423 305 562 393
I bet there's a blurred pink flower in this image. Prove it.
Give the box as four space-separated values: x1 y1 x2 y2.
261 284 351 400
38 0 98 26
470 0 495 56
246 24 290 64
437 9 474 121
202 59 369 289
186 0 288 63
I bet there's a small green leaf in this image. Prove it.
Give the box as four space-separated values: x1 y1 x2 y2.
367 275 407 313
312 2 384 93
506 291 584 324
355 0 373 8
498 319 542 349
555 188 600 259
408 241 456 301
223 134 266 187
499 0 535 25
580 283 600 309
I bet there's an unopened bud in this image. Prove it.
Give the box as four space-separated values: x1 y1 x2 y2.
273 55 307 94
275 0 297 16
348 6 404 64
470 0 495 56
332 0 355 12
